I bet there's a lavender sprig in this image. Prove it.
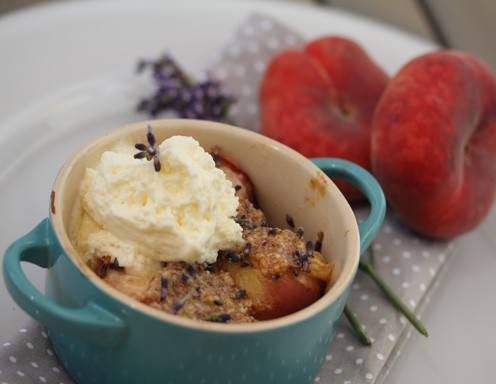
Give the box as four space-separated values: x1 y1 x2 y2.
136 54 235 121
134 125 161 172
360 252 429 337
344 306 372 346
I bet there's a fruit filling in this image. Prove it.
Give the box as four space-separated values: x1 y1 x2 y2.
74 127 333 323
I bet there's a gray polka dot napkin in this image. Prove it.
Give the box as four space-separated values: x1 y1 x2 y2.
207 14 303 131
0 13 454 384
1 325 72 384
314 209 452 384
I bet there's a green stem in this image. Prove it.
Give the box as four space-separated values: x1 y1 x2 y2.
369 245 376 267
359 259 429 337
344 305 372 346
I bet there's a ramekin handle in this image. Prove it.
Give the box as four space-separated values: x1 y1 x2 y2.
3 218 126 346
311 158 386 254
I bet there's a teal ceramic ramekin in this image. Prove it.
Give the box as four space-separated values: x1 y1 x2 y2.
3 119 385 384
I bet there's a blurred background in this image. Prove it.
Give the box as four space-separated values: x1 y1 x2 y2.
1 0 495 70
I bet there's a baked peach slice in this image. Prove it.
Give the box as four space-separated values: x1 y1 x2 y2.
220 227 332 320
215 153 333 320
212 149 255 203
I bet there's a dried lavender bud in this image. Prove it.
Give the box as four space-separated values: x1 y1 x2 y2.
222 250 240 263
213 299 223 306
97 256 111 278
173 301 184 312
306 241 314 257
180 274 189 283
292 250 303 269
241 222 255 230
235 289 247 299
146 126 156 146
109 258 124 272
208 314 231 323
286 214 295 228
296 228 304 238
160 276 168 302
153 156 161 172
205 263 216 272
134 125 161 172
186 264 197 276
234 215 254 230
98 263 108 278
315 232 324 252
294 251 309 271
173 291 192 312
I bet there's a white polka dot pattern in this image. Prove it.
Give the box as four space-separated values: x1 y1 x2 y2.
207 13 304 132
1 327 73 383
313 208 452 384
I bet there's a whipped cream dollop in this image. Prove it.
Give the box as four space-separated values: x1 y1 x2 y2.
76 135 243 268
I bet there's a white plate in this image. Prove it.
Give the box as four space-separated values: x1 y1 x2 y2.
4 2 495 384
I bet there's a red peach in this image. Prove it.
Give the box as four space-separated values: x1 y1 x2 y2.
260 36 389 201
222 263 324 320
372 51 496 238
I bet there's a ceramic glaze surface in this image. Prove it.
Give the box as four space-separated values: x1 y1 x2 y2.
3 120 385 384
